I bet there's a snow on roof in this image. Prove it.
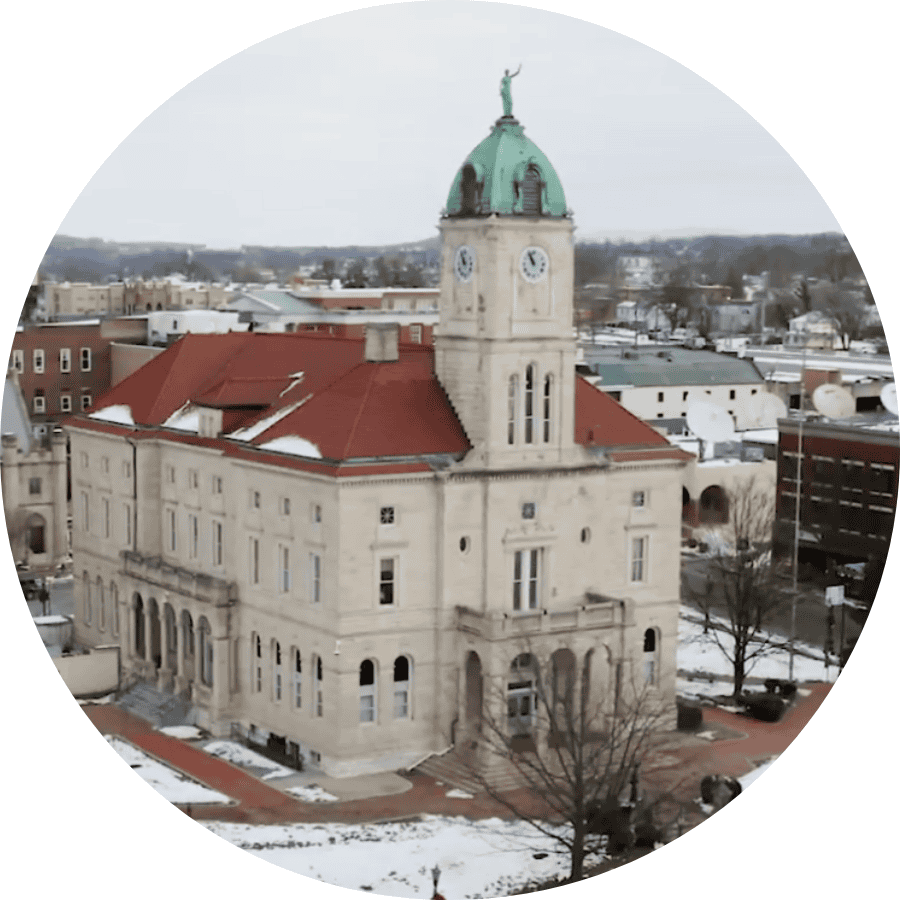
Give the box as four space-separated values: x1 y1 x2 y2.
164 406 200 433
227 400 307 442
89 404 135 426
256 435 323 459
739 428 780 444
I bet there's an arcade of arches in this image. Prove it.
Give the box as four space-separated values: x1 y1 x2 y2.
682 484 729 527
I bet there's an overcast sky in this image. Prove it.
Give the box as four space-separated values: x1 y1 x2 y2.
56 2 843 248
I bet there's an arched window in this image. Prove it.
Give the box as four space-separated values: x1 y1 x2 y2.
292 648 302 709
524 364 535 444
359 659 377 723
199 617 213 687
83 572 92 625
272 640 283 702
542 374 553 443
508 653 538 736
313 655 324 717
393 656 412 719
643 628 659 687
110 582 119 638
521 165 542 216
252 633 262 693
96 577 105 632
507 375 518 445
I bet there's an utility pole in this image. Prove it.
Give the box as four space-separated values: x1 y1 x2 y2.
789 339 808 681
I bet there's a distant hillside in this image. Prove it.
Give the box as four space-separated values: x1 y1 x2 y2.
40 231 857 290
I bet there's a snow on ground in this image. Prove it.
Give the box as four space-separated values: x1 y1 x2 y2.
204 816 579 898
158 725 204 741
677 611 836 696
285 784 338 803
202 740 294 780
106 737 233 805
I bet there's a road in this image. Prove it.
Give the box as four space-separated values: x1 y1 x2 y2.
681 553 865 661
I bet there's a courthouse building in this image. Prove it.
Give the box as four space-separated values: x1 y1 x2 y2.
66 95 689 777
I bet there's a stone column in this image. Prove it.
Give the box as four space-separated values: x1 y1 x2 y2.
142 604 153 668
174 609 187 696
158 602 172 692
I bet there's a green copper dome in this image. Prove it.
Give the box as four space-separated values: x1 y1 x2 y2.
445 116 568 218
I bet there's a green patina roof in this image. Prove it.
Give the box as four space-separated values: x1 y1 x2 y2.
445 117 568 218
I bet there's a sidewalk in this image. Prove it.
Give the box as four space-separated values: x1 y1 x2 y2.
83 681 831 825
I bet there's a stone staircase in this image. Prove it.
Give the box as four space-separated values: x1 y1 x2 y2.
117 682 195 729
412 746 529 796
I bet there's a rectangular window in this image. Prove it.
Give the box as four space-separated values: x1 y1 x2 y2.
632 490 646 508
59 348 71 373
281 497 290 516
165 465 176 484
189 514 199 559
310 553 321 604
512 548 541 611
102 497 110 539
409 324 422 344
124 503 132 548
729 389 736 400
28 477 41 495
188 469 199 490
657 391 664 403
80 491 90 532
80 393 92 411
59 393 72 414
212 475 223 494
279 545 291 593
33 393 45 414
11 350 23 373
167 508 176 553
249 536 259 584
33 349 45 374
380 505 395 525
212 520 223 566
631 536 647 583
250 490 261 509
379 558 395 606
101 456 109 474
311 503 322 524
682 390 689 401
122 460 131 478
80 347 92 371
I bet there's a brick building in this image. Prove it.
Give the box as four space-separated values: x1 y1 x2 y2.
774 412 898 570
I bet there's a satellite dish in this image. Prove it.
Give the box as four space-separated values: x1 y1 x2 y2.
687 400 736 443
880 382 898 415
743 392 788 429
811 383 855 419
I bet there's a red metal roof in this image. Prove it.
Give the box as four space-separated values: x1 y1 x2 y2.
81 333 680 467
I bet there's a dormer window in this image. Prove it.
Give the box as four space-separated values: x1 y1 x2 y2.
521 165 542 216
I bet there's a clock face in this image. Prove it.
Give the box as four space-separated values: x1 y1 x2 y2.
520 246 549 283
454 245 475 283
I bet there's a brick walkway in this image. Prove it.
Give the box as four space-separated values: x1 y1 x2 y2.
83 681 831 826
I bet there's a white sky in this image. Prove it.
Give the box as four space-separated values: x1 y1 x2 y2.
2 3 898 900
53 1 843 247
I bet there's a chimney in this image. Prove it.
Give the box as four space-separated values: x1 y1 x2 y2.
365 323 399 363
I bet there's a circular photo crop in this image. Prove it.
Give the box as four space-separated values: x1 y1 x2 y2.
4 2 895 897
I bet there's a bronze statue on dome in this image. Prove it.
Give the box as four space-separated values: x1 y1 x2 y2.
500 65 522 117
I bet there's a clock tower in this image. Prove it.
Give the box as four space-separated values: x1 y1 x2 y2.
435 98 581 470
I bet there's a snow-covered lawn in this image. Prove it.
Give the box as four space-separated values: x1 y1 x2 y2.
106 737 233 805
285 784 338 803
204 816 579 898
202 740 294 780
677 611 835 699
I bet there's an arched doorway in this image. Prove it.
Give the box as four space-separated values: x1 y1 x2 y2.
699 485 729 524
507 653 538 737
550 648 576 727
148 598 161 670
464 651 483 736
133 594 145 658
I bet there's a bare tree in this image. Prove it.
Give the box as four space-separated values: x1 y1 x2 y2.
824 292 868 349
691 476 786 697
462 649 677 882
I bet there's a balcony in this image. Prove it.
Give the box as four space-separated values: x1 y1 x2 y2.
456 595 626 641
121 551 237 607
